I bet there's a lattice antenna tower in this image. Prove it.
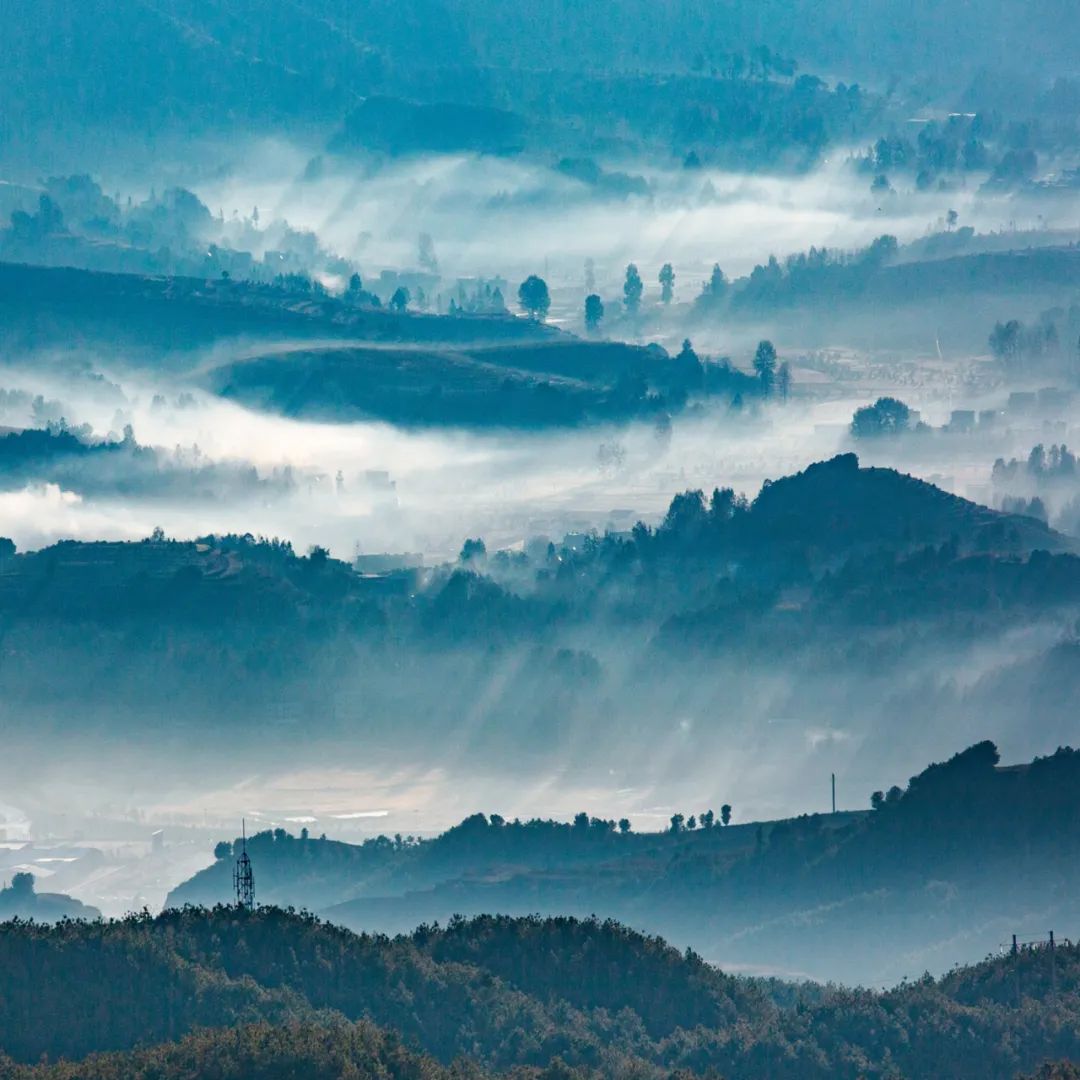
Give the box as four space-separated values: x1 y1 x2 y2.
233 818 255 910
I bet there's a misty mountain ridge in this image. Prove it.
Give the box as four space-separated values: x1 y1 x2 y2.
0 457 1073 713
0 457 1068 611
3 0 1075 148
2 459 1078 885
164 740 1080 985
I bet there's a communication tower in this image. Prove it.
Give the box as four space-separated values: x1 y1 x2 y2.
233 818 255 910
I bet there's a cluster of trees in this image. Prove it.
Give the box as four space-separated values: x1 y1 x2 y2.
857 112 1050 192
690 44 798 81
9 901 1080 1078
578 264 667 333
994 444 1077 484
521 264 677 333
450 280 508 315
1 177 358 287
0 388 71 429
989 317 1067 373
690 235 901 321
0 423 297 502
860 116 990 188
992 445 1079 525
729 235 899 312
668 807 732 831
671 71 872 169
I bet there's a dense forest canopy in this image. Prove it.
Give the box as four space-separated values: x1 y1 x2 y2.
5 903 1080 1078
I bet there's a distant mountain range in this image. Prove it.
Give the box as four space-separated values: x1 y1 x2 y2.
164 740 1080 985
2 457 1078 935
3 0 1075 148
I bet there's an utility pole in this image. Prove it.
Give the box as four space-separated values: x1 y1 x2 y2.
1012 934 1021 1008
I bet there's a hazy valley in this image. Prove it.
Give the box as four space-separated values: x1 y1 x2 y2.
4 3 1080 1075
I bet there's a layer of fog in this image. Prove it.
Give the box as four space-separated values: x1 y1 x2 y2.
2 337 1078 555
0 380 1049 554
6 598 1073 920
89 136 1080 301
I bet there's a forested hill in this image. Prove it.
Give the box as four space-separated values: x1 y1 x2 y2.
168 742 1080 985
684 452 1068 556
5 905 1080 1078
0 460 1078 760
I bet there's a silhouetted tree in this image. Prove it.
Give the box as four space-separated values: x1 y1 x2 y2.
669 813 685 833
584 293 604 333
389 286 410 312
753 340 778 394
659 263 675 304
777 361 792 401
720 804 732 826
518 275 551 320
618 818 631 834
